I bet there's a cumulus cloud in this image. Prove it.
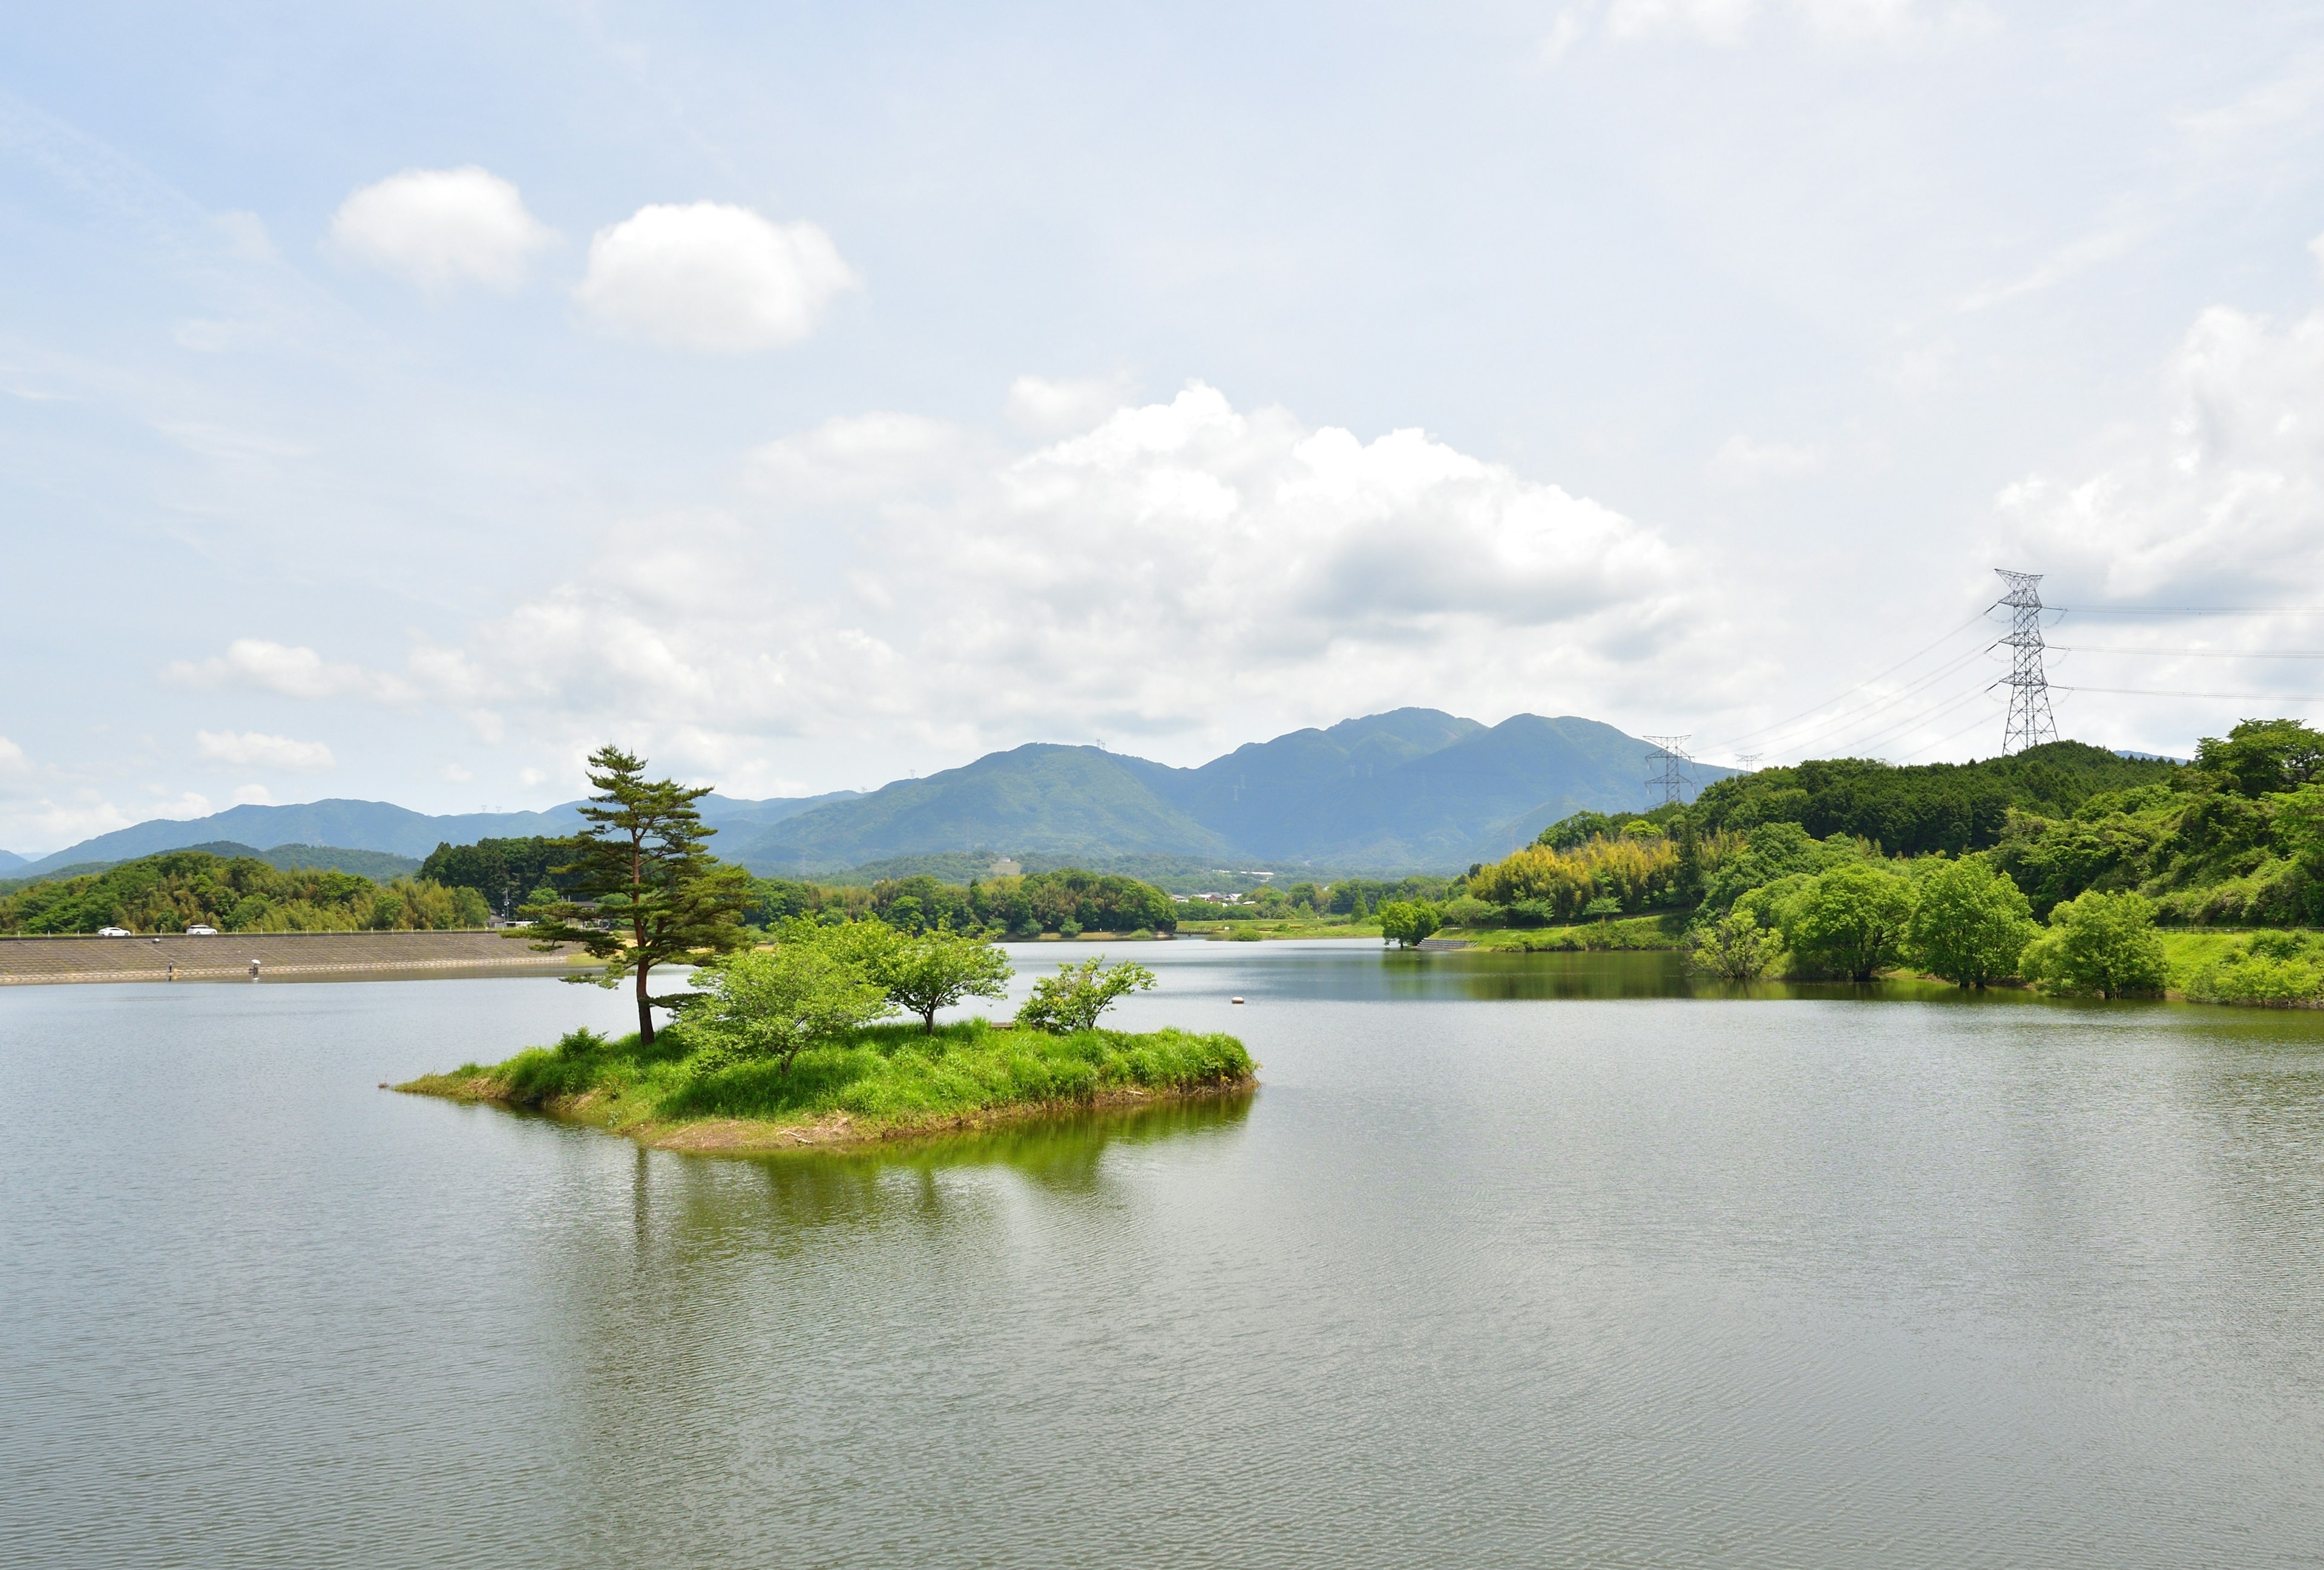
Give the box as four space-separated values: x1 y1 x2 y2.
0 736 24 774
2000 301 2324 603
167 639 419 704
223 383 1704 776
574 202 858 352
194 729 336 772
330 166 557 291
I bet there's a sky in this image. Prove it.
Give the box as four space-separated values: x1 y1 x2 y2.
9 1 2324 853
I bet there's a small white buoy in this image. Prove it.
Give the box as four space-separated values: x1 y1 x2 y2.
1230 996 1245 1005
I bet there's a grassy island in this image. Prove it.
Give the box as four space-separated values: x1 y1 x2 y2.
401 1019 1255 1155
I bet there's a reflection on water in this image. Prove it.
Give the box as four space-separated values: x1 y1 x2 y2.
5 954 2324 1569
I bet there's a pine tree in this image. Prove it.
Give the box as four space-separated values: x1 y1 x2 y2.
516 745 750 1045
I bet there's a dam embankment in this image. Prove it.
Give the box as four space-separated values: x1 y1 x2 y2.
0 930 588 985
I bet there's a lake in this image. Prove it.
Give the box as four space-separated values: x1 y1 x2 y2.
5 942 2322 1567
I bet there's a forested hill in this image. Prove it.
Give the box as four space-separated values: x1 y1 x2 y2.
728 711 1733 873
1689 743 2178 856
24 710 1722 878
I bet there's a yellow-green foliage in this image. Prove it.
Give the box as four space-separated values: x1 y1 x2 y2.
1469 834 1693 918
422 1019 1253 1135
0 849 491 934
2178 930 2324 1005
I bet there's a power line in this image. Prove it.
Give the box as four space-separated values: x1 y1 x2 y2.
2049 645 2324 659
1705 608 1994 754
2050 685 2324 702
2054 606 2324 617
1736 640 1999 761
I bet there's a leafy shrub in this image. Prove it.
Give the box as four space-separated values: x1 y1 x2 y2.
1906 856 2036 987
1017 956 1157 1033
1689 911 1783 980
2020 890 2167 997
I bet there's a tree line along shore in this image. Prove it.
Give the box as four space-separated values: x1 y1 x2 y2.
15 717 2324 1008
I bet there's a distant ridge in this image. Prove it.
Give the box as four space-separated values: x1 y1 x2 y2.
729 709 1735 875
22 712 1730 878
21 791 857 877
0 848 27 872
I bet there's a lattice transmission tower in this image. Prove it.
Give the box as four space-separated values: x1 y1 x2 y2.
1995 568 2058 754
1643 735 1694 806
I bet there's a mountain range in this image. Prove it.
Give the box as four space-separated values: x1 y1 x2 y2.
11 711 1725 878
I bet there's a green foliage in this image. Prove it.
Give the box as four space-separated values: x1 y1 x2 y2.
1535 806 1676 849
418 836 581 920
2194 718 2324 798
1696 821 1866 916
2182 932 2324 1005
1689 910 1784 980
1778 863 1917 980
1690 742 2176 857
2019 890 2168 998
1377 899 1443 947
1441 895 1495 927
0 848 487 934
1017 955 1158 1033
519 746 752 1044
873 926 1016 1031
1906 856 2037 987
688 935 895 1072
655 1021 1253 1124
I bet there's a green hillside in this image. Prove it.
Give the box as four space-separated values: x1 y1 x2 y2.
732 709 1730 875
740 744 1239 872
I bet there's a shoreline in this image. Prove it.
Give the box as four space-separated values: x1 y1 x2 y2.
398 1072 1261 1155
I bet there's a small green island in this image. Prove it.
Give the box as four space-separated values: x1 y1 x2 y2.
400 747 1252 1154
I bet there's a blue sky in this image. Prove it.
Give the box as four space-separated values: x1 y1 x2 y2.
8 1 2324 851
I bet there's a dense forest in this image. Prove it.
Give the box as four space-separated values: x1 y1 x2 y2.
0 850 491 934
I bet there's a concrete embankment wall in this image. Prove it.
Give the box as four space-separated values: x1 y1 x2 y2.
0 930 589 985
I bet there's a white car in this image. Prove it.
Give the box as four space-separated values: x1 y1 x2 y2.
97 926 132 937
185 925 219 936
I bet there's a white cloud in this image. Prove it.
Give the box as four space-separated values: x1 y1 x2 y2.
1712 434 1827 484
167 639 419 705
329 166 557 291
2000 300 2324 605
517 767 547 787
0 737 24 774
267 382 1704 773
574 202 858 352
441 763 474 783
231 784 279 806
194 729 337 772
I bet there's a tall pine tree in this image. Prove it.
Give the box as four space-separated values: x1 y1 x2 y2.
516 745 750 1044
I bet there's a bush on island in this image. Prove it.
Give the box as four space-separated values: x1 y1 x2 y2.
1017 956 1157 1033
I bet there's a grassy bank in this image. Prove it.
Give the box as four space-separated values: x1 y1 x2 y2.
1446 914 1687 953
400 1019 1256 1154
1174 916 1383 940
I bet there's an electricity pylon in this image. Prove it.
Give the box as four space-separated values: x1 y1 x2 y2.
1995 568 2058 754
1644 735 1694 806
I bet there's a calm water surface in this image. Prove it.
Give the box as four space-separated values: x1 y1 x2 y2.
5 943 2323 1568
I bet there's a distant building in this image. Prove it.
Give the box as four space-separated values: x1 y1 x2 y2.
988 857 1023 877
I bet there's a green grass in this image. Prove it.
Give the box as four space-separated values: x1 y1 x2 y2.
402 1019 1255 1152
1448 914 1686 952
